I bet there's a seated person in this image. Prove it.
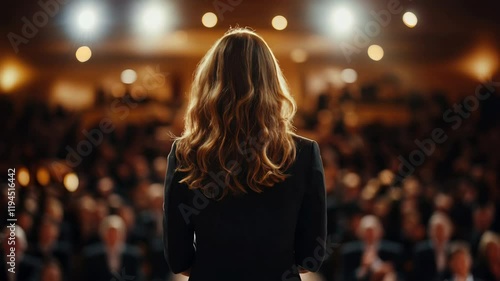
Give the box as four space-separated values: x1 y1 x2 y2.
446 242 483 281
341 215 402 281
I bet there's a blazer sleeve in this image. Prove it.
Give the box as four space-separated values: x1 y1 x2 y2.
294 140 327 271
163 140 196 273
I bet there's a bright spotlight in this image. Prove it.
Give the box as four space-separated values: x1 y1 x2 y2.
136 2 169 36
77 7 98 32
367 45 384 61
272 15 288 31
341 68 358 83
332 7 354 33
68 2 106 39
402 12 418 28
75 46 92 63
121 69 137 84
202 12 218 28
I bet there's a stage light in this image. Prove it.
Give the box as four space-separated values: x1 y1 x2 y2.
331 7 354 33
202 12 217 28
36 167 50 186
75 46 92 62
67 2 107 39
402 12 418 28
290 49 308 63
77 6 99 32
64 173 79 192
341 68 358 83
18 167 30 187
121 69 137 84
272 15 288 31
136 2 169 36
367 45 384 61
1 66 21 92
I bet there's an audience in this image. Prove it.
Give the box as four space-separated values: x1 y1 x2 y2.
341 215 401 281
0 82 499 281
82 215 142 281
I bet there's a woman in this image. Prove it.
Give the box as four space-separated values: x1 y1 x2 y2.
163 27 327 281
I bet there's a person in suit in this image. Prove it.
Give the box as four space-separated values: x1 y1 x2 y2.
341 215 402 281
163 27 327 281
27 216 72 280
445 242 484 281
413 211 454 281
0 225 42 281
82 215 142 281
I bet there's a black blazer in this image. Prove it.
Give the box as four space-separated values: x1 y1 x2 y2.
413 240 450 281
163 135 327 281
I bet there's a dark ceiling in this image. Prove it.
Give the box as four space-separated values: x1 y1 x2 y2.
1 0 499 66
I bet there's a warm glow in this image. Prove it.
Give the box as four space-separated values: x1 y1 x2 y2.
402 12 418 28
340 68 358 83
201 12 217 28
121 69 137 84
0 60 29 93
472 56 495 80
368 45 384 61
36 167 51 186
18 167 30 187
75 46 92 62
272 15 288 31
332 7 355 33
460 44 498 80
1 67 20 92
64 173 79 192
290 49 308 63
51 80 95 110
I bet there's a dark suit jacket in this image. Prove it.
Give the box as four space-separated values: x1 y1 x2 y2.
163 135 327 281
81 243 142 281
413 240 450 281
341 240 403 281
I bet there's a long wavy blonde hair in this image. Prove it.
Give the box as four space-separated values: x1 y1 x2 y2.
174 28 297 199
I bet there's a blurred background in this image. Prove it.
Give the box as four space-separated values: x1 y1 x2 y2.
1 0 500 280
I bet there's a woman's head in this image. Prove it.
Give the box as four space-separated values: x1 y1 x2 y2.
176 28 297 198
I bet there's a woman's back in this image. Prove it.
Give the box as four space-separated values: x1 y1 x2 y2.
162 28 327 281
164 135 326 281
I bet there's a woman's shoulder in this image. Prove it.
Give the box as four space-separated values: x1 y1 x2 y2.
291 133 317 148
